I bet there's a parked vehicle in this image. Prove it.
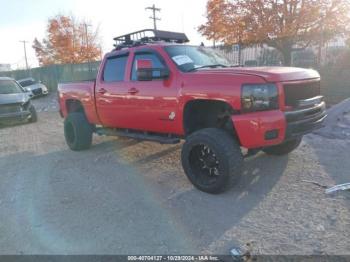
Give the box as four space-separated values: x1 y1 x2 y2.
18 77 48 97
0 77 37 124
58 29 326 194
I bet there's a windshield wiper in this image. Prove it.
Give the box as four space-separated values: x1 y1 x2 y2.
187 64 228 72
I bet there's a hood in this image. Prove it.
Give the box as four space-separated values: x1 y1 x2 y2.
26 83 41 90
0 93 31 105
195 67 320 82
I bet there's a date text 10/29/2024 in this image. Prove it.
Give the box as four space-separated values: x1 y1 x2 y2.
127 256 221 261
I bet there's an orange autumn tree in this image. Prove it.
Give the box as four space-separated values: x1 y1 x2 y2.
199 0 228 45
199 0 350 65
33 15 101 66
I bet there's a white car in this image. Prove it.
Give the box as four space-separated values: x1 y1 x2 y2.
17 78 48 97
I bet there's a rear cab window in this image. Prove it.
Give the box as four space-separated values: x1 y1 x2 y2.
103 55 128 82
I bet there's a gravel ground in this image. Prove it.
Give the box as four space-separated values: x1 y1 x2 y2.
0 94 349 255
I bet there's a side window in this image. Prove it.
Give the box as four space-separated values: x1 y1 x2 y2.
131 53 165 81
103 55 128 82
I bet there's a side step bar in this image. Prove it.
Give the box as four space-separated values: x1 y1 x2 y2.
95 128 181 144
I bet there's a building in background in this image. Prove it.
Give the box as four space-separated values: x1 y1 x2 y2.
0 64 11 72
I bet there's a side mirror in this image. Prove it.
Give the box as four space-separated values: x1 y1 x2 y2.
136 59 169 81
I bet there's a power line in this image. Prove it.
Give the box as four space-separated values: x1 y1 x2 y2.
19 40 29 71
145 4 161 30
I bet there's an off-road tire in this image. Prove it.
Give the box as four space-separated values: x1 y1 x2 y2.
64 112 93 151
181 128 243 194
29 105 37 123
263 137 302 156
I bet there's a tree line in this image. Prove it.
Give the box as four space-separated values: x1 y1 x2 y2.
199 0 350 66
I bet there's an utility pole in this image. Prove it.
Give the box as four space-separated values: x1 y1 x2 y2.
83 23 92 72
146 4 161 30
20 40 29 71
318 15 325 68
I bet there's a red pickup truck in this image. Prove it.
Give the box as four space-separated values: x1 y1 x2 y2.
58 30 326 194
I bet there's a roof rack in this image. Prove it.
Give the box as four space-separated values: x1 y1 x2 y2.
113 29 189 50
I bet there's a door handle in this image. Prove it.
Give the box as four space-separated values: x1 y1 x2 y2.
97 88 107 94
128 88 139 94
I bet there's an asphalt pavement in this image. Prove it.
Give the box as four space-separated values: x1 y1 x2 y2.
0 95 349 255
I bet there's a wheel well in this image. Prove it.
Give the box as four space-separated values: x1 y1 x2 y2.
183 100 236 136
66 99 84 114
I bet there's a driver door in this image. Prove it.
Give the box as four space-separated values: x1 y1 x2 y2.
124 50 179 134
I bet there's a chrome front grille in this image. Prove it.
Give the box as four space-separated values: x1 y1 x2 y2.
32 89 42 96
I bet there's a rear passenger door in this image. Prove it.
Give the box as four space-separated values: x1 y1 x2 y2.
95 54 130 128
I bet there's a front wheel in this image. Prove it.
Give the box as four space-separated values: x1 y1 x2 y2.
181 128 243 194
263 137 302 156
29 105 37 123
64 112 93 151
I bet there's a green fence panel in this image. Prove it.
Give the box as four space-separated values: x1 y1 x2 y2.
0 61 101 91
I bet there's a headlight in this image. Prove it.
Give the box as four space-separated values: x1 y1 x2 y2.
241 84 279 112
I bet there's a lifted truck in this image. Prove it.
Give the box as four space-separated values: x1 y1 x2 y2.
58 29 326 194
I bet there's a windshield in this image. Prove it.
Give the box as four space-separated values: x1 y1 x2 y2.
18 79 36 87
0 80 24 94
164 45 231 72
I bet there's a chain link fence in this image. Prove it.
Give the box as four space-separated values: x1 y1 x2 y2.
214 43 348 68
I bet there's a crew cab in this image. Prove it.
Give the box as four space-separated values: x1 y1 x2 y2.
58 30 326 194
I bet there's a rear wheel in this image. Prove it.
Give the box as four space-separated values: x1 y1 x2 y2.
263 137 302 156
181 128 243 194
64 112 93 151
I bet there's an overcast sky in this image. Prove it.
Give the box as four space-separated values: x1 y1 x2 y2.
0 0 210 69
